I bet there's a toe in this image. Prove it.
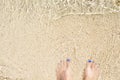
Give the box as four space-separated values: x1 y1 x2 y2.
57 62 62 71
66 58 71 62
60 60 64 67
95 64 100 72
92 63 96 69
66 58 70 68
93 63 100 75
58 60 63 70
94 63 99 70
57 63 61 69
86 60 93 68
63 61 67 69
56 62 61 74
95 64 98 70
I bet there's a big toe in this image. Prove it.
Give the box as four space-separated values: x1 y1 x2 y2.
66 58 71 68
86 60 93 68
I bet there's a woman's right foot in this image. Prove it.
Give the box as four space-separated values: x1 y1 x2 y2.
83 60 100 80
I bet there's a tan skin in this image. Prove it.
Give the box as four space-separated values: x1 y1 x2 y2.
56 60 100 80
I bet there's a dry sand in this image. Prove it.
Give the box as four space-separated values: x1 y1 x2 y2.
0 0 120 80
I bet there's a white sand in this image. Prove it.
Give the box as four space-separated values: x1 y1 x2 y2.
0 0 120 80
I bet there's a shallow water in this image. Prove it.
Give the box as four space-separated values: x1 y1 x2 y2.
0 0 120 80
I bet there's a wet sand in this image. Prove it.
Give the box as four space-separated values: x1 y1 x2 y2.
0 0 120 80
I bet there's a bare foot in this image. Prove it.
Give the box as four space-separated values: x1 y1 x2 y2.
56 59 72 80
83 60 100 80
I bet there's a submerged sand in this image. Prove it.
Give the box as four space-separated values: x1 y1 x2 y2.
0 0 120 80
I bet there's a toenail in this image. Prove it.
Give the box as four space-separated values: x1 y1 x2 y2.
66 58 70 62
88 59 93 63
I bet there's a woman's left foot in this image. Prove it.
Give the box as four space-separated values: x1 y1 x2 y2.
56 60 72 80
